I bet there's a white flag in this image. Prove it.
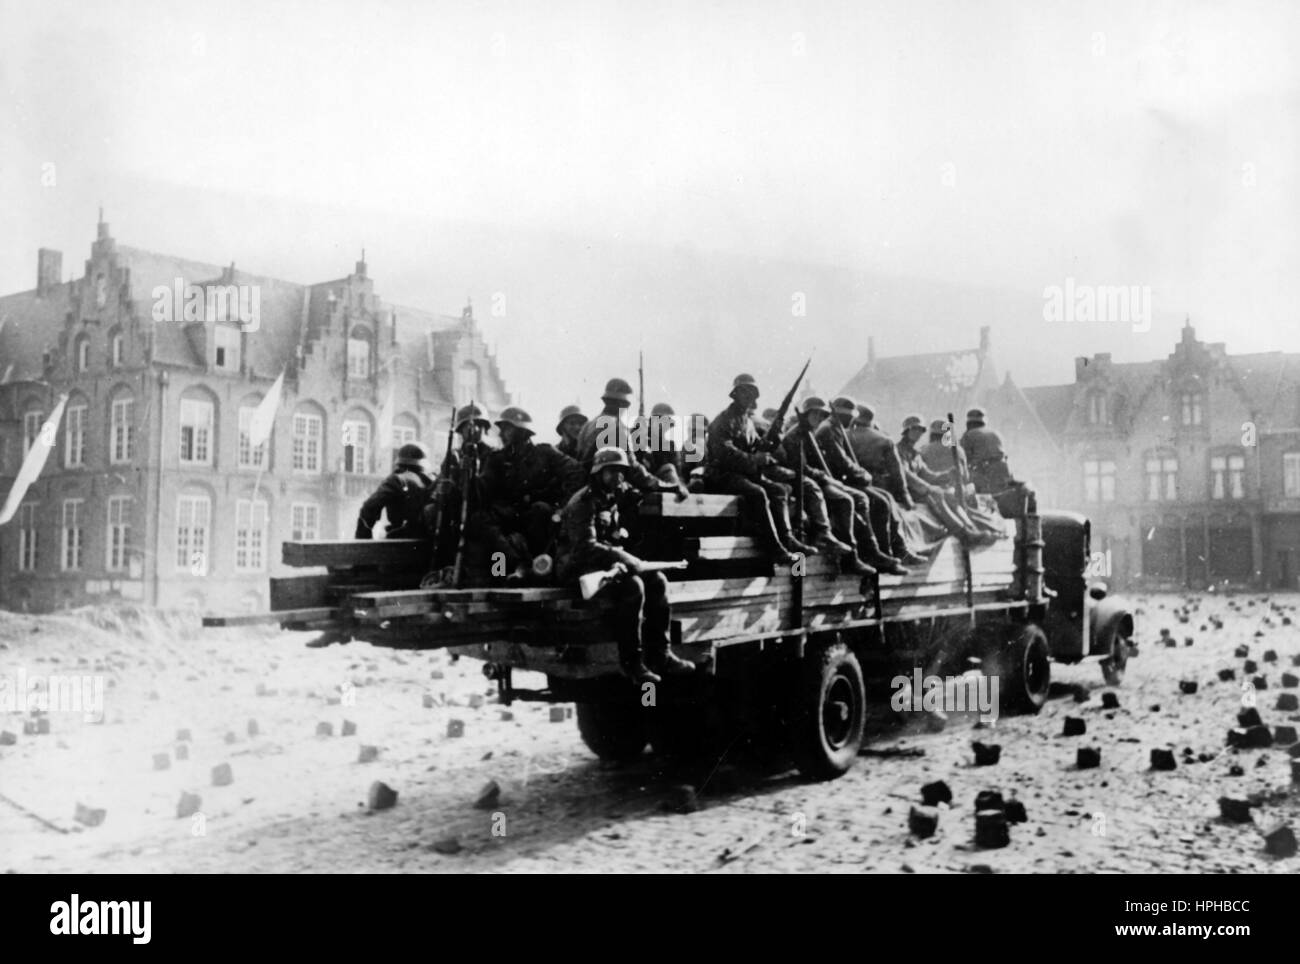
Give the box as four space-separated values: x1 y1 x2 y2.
0 394 68 525
247 369 285 449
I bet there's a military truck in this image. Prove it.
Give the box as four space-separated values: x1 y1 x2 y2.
204 493 1134 781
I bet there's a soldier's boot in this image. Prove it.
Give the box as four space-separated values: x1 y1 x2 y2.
840 553 876 576
648 644 696 676
620 645 662 685
758 502 799 565
854 517 907 575
809 527 854 558
774 502 819 556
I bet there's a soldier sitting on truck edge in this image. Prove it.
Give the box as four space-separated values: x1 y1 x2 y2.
556 447 696 684
960 407 1034 518
704 373 816 565
476 406 585 581
355 443 436 540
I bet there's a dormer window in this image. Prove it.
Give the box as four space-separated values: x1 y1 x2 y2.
76 336 90 372
1179 392 1203 426
347 327 371 379
1087 393 1108 425
214 325 240 372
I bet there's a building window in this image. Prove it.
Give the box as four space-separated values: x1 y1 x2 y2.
1284 452 1300 498
234 499 268 571
179 398 214 465
238 404 267 469
111 332 124 367
24 411 44 454
214 325 240 372
110 397 135 463
107 496 131 571
1083 459 1116 503
1210 453 1246 500
1145 455 1178 501
292 412 323 473
347 331 371 379
61 499 84 571
1087 394 1108 426
176 495 211 571
1179 392 1203 426
290 502 320 541
18 503 38 571
342 418 371 474
64 404 86 467
76 337 90 372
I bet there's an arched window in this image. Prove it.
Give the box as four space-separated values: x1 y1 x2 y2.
292 402 326 474
108 386 135 464
175 486 214 573
342 408 374 475
63 394 88 468
347 326 372 379
75 334 90 373
1144 449 1178 501
179 387 218 466
109 329 124 368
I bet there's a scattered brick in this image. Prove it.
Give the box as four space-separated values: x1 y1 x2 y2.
1004 799 1028 823
341 720 357 737
473 780 501 810
74 803 106 827
975 809 1010 849
1218 797 1254 823
549 707 565 723
368 781 398 811
908 805 939 838
358 745 380 764
1273 726 1298 745
920 780 952 806
447 719 465 738
1150 749 1177 771
1101 692 1120 710
211 763 233 787
316 722 333 737
1179 680 1198 695
176 792 201 819
1238 708 1263 728
1262 822 1297 858
1277 694 1300 712
175 744 189 761
972 741 1001 765
1218 668 1236 682
1077 747 1102 769
152 752 171 771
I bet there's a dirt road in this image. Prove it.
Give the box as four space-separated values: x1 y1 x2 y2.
2 593 1298 873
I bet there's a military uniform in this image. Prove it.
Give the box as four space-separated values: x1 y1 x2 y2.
355 460 435 539
556 448 694 683
576 414 660 492
477 427 585 570
554 404 587 460
919 418 965 478
959 408 1032 518
849 411 914 510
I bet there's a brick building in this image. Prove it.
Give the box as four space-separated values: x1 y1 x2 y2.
843 322 1300 590
0 215 511 613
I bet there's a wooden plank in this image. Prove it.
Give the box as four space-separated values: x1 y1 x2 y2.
203 607 337 627
270 574 331 611
639 492 740 518
282 540 429 568
686 536 764 561
348 588 487 607
485 587 575 603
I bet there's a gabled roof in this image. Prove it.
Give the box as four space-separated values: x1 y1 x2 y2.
0 284 70 384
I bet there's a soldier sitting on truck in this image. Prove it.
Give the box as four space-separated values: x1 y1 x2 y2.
554 404 587 459
639 402 687 486
576 378 679 493
476 406 585 581
704 373 816 565
556 447 697 684
960 407 1034 518
422 404 495 584
778 397 904 574
355 443 436 540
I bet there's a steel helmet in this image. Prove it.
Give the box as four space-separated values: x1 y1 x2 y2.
590 446 631 475
901 414 925 432
495 406 535 433
555 404 588 434
730 373 760 399
395 442 427 466
650 402 675 418
601 378 634 406
800 396 831 416
829 396 858 415
454 404 491 431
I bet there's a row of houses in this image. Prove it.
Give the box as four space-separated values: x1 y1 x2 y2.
0 216 511 612
841 323 1300 589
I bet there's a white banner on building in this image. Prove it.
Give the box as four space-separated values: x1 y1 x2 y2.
247 369 285 449
0 393 68 525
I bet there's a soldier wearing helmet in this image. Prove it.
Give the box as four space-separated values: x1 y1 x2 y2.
556 447 695 683
960 408 1033 517
574 377 686 499
355 441 436 540
703 373 816 564
776 397 906 575
920 417 966 478
554 404 588 459
639 401 686 486
475 406 585 581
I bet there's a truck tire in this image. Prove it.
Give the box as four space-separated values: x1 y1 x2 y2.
791 642 866 781
997 624 1051 714
1099 632 1129 686
575 700 648 762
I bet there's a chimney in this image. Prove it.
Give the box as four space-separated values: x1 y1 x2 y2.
97 206 109 240
37 249 62 295
1074 356 1089 380
355 249 367 278
979 326 991 352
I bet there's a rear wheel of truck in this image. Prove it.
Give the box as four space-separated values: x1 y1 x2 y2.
995 624 1051 714
1099 631 1130 686
575 700 648 762
791 642 866 781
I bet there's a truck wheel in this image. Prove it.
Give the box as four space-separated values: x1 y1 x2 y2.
791 642 866 781
996 624 1051 714
575 700 648 762
1100 632 1130 686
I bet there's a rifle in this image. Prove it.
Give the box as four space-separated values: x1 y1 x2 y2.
426 405 457 567
638 349 645 421
452 400 480 588
946 411 975 508
757 357 812 452
579 560 688 601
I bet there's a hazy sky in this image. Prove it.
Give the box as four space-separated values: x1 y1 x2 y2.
3 0 1298 421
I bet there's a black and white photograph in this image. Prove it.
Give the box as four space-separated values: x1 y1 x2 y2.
0 0 1297 914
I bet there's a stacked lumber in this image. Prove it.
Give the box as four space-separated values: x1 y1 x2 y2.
281 539 429 568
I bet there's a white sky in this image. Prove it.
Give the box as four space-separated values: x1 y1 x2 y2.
2 0 1298 422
